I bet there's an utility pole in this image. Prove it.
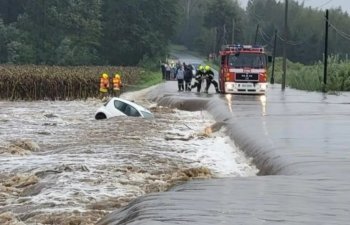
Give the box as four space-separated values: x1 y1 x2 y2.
282 0 288 91
186 0 191 20
323 9 329 93
232 18 235 44
213 27 217 53
223 24 227 45
271 29 278 84
254 24 260 45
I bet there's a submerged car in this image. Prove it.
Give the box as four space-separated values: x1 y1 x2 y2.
95 97 154 120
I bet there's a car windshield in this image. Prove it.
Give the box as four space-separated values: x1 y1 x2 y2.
228 53 266 69
140 111 154 119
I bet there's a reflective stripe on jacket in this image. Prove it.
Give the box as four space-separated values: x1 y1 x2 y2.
99 78 109 93
113 78 122 91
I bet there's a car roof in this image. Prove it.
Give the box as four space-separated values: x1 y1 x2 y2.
111 97 151 112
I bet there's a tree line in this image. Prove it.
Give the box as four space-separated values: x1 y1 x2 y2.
1 0 350 66
0 0 178 66
176 0 350 65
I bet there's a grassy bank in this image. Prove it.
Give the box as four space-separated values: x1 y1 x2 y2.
270 56 350 92
0 65 162 100
127 70 163 91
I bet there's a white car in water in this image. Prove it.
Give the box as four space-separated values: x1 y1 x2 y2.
95 97 154 120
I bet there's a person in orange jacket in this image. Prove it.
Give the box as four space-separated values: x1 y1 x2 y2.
112 73 123 97
99 73 110 100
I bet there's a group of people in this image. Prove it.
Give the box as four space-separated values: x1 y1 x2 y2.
99 73 123 99
160 61 178 80
99 63 219 101
175 63 220 94
173 63 195 91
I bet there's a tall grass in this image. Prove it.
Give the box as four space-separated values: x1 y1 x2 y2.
270 56 350 92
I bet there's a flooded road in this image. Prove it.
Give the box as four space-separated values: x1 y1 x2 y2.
0 87 257 225
97 82 350 225
2 70 350 225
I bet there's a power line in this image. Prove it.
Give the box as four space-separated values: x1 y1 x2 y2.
316 0 334 9
328 23 350 39
250 1 350 46
323 16 350 41
301 0 334 10
250 5 306 46
258 29 273 45
259 28 273 40
329 23 350 41
256 21 306 46
276 33 305 45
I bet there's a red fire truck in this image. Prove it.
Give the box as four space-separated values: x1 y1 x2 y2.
219 44 270 94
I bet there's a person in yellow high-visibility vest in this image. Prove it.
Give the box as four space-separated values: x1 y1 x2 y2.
112 74 123 97
99 73 110 100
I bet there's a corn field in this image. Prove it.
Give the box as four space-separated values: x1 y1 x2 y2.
0 65 143 100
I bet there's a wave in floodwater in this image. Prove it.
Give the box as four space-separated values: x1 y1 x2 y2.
0 95 257 225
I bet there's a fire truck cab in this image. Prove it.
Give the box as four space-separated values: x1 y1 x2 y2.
219 44 270 94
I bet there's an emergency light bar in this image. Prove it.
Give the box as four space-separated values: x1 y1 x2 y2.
221 44 264 52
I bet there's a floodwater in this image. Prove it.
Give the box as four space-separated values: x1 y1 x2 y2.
96 82 350 225
3 73 350 225
0 87 257 225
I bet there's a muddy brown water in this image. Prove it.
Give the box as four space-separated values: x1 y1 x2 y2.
97 82 350 225
0 87 257 225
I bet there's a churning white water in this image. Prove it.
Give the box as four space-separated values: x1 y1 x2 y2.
0 87 257 225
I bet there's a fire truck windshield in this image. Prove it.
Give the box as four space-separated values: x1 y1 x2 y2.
228 53 266 69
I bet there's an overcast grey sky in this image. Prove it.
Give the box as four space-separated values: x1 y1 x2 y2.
238 0 350 13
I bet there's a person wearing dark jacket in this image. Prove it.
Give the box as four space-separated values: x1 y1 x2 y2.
203 65 220 93
165 64 171 80
161 63 166 80
184 65 193 91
